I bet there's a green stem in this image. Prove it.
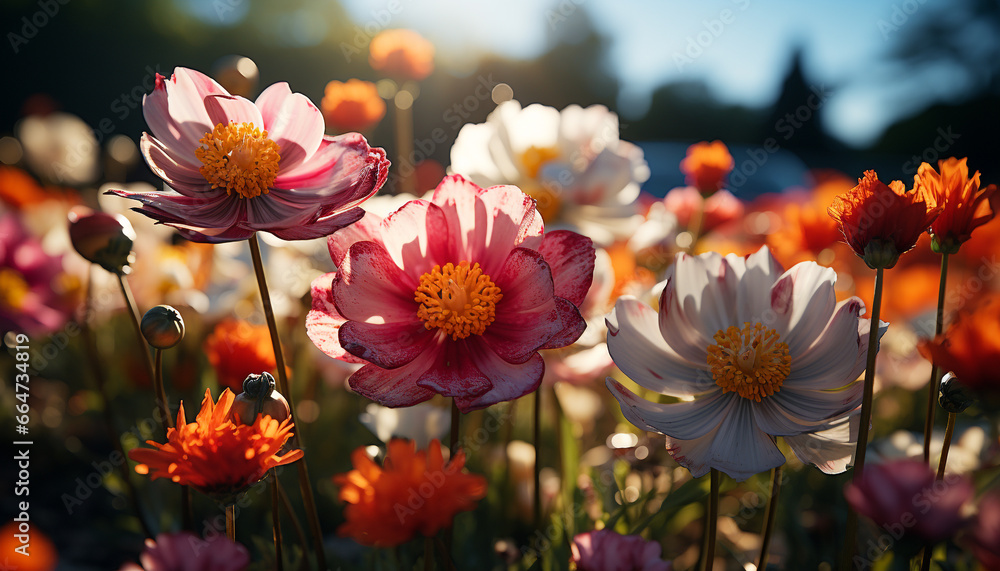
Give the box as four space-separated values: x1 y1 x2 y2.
248 234 326 571
82 270 154 538
699 469 720 571
936 412 956 480
841 266 885 570
117 275 164 428
450 400 460 456
533 388 542 530
757 465 782 570
276 478 310 571
226 504 235 541
271 471 283 571
923 252 949 463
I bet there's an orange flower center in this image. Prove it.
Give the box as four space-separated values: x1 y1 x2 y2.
706 322 790 401
520 145 561 179
0 268 30 310
414 261 502 340
196 122 281 199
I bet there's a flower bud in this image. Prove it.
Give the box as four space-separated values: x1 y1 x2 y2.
229 372 290 425
939 372 975 414
862 237 900 270
140 305 185 349
68 208 136 275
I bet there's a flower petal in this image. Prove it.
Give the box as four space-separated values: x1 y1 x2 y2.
339 319 434 369
143 67 225 153
415 337 492 398
379 200 452 277
305 272 367 364
139 134 218 196
349 355 438 408
537 297 587 350
536 229 595 306
333 240 417 323
204 94 265 130
483 248 562 362
255 82 325 171
769 261 838 356
265 207 365 241
606 379 730 440
454 351 544 412
666 399 786 481
783 415 858 474
608 297 715 396
327 210 383 267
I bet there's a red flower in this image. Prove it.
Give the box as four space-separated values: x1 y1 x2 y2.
919 292 1000 399
334 439 486 547
844 459 972 545
306 175 595 412
369 29 435 81
203 319 279 392
679 140 733 195
321 79 386 134
828 170 942 269
913 157 998 253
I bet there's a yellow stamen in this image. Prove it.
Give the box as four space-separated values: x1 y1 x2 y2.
519 145 561 179
195 122 281 199
0 268 30 310
415 261 502 340
706 322 791 402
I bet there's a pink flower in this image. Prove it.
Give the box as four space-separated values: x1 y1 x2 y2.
661 186 744 234
0 214 74 335
306 175 595 412
118 532 249 571
109 67 389 243
570 529 672 571
844 459 973 544
969 491 1000 570
606 246 886 481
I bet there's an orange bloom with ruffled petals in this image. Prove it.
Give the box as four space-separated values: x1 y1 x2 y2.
680 140 733 195
321 79 386 134
369 29 435 81
335 439 487 547
913 157 998 253
919 292 1000 398
828 170 941 269
204 319 279 392
129 388 303 500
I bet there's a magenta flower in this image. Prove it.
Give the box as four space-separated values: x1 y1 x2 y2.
570 529 672 571
0 214 74 335
844 459 972 545
109 67 389 243
306 175 595 412
968 491 1000 570
118 532 249 571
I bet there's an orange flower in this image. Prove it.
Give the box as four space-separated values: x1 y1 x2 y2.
369 29 435 81
828 170 942 269
321 79 386 134
913 157 998 253
0 521 57 571
679 140 733 195
919 292 1000 398
129 388 303 501
335 439 487 547
0 165 76 209
204 319 278 391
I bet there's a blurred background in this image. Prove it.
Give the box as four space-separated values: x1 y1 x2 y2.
2 0 1000 569
2 0 998 197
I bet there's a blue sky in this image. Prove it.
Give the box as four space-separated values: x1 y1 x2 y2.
337 0 959 148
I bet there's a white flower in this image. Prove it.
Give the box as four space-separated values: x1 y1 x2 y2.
605 246 887 481
358 402 450 448
449 100 649 246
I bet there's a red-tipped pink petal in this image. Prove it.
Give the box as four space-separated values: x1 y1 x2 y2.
537 229 595 306
306 272 367 364
333 240 417 323
204 94 265 129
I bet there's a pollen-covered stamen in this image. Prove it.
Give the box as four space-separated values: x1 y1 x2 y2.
706 322 791 402
415 261 502 340
196 122 281 199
